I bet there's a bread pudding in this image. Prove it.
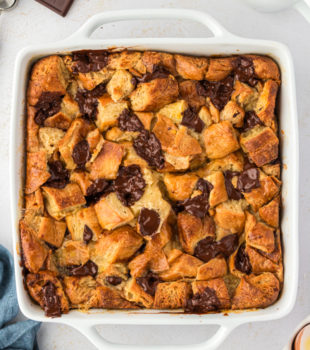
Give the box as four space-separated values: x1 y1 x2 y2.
20 50 282 317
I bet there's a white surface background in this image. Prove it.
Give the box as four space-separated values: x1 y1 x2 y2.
1 0 309 349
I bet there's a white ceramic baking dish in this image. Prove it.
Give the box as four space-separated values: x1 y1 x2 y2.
10 9 299 350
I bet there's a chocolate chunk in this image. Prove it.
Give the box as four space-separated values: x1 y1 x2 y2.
223 171 243 200
45 161 69 189
232 56 258 87
243 155 256 170
138 208 160 236
72 140 90 168
178 179 213 218
83 225 93 243
181 107 205 133
194 234 239 263
135 64 170 83
133 130 165 169
105 276 123 286
185 287 220 313
118 109 144 132
240 111 263 132
67 260 98 277
197 76 234 110
35 0 74 17
235 243 252 275
42 281 61 317
114 165 146 207
136 272 160 296
237 168 260 193
85 178 114 206
75 83 106 120
34 92 64 126
71 50 109 74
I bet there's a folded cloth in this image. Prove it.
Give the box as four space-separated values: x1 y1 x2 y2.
0 245 40 350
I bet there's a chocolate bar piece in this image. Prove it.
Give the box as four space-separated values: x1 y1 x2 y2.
35 0 74 17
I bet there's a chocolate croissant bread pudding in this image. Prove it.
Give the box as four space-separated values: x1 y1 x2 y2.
20 50 283 317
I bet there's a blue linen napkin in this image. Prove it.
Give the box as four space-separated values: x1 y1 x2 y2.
0 245 40 350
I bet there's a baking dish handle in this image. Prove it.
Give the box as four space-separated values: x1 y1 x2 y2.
71 322 238 350
66 8 234 41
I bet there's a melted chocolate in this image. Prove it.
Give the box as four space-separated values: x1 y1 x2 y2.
181 107 205 133
178 179 213 218
241 111 263 132
83 225 93 243
138 208 160 236
235 243 252 275
223 171 243 200
136 272 160 296
67 260 98 277
75 83 106 120
85 178 114 206
243 155 256 170
42 281 61 317
237 168 260 193
71 50 109 73
34 92 64 126
44 161 69 189
232 56 258 87
105 276 123 286
185 287 220 313
118 109 144 132
197 76 234 110
133 130 165 169
194 234 239 263
135 64 170 83
114 165 146 207
72 140 91 168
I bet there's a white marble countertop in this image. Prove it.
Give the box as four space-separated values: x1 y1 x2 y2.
1 0 309 348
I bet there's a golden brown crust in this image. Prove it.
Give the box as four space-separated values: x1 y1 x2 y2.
27 55 69 106
255 80 278 131
192 278 231 309
89 141 124 180
26 270 69 313
205 57 234 81
203 121 240 159
159 252 203 281
245 212 275 253
94 193 134 231
248 55 280 82
130 77 179 112
154 281 191 309
22 51 283 316
89 226 143 270
178 213 215 254
63 276 98 308
179 80 206 110
240 126 279 167
42 183 86 220
232 272 280 309
259 196 280 227
243 173 280 211
214 200 246 234
175 55 208 80
142 51 176 75
66 206 102 241
37 217 66 248
196 257 227 281
20 220 48 273
25 151 50 194
163 173 198 201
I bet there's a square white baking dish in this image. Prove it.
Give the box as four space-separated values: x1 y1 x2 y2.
9 9 299 350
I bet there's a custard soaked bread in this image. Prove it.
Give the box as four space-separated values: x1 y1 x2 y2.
21 50 282 317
